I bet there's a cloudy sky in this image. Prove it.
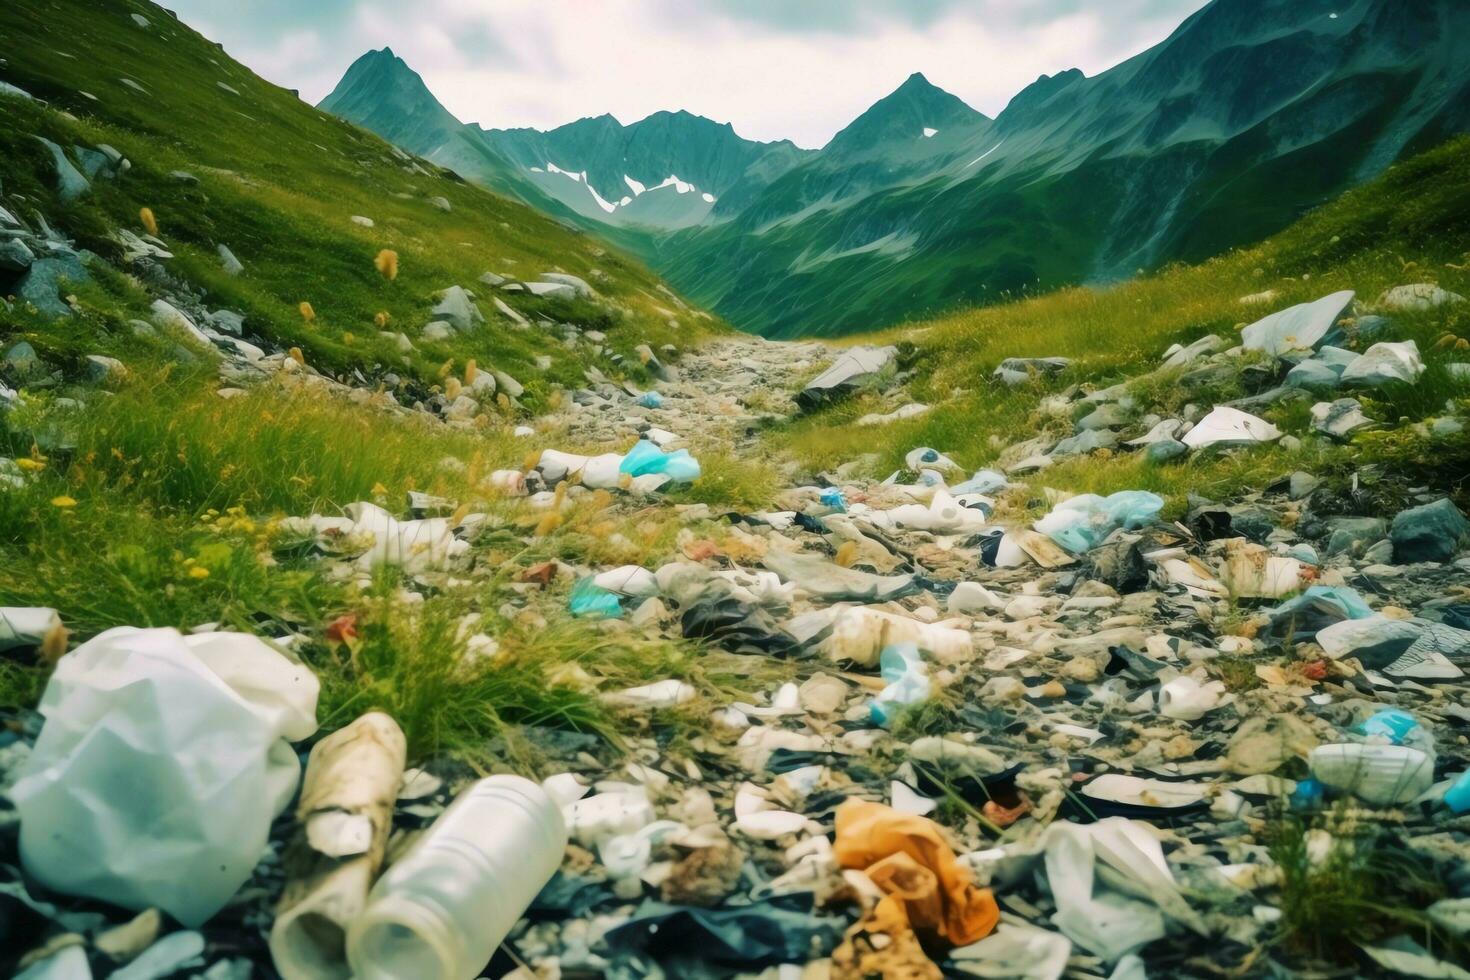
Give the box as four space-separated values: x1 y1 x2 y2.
166 0 1212 148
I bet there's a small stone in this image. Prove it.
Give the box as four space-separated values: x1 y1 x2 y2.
1146 438 1188 463
1391 498 1468 564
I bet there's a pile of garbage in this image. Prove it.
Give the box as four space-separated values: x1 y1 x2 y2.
3 321 1470 979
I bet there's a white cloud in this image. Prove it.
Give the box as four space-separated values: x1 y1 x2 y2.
168 0 1209 148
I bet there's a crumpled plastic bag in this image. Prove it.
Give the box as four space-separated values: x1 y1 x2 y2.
834 799 999 949
620 440 701 483
870 644 932 727
1034 491 1164 554
10 627 320 927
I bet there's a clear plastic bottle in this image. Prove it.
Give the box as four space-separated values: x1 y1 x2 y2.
346 775 567 980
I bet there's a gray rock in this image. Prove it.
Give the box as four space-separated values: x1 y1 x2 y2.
217 244 243 276
429 196 452 212
350 215 374 228
1391 498 1468 564
1240 290 1353 355
492 370 524 398
85 354 126 382
1126 418 1187 446
478 271 508 287
1361 538 1395 565
994 356 1070 386
421 321 451 341
1340 341 1424 388
1350 315 1391 342
34 137 90 202
71 145 114 179
429 286 483 332
168 170 199 185
1162 334 1224 368
5 341 42 377
1310 398 1373 440
1077 402 1130 431
0 238 35 272
1050 428 1118 458
1324 517 1387 558
1288 471 1320 499
1145 438 1189 464
17 253 89 318
0 81 35 101
524 281 577 300
1284 360 1339 389
539 272 594 297
1376 283 1466 312
208 310 245 335
492 297 527 327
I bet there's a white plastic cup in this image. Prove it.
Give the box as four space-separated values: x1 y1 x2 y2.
346 775 567 980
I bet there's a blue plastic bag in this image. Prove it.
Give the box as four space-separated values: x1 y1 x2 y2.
620 440 701 483
868 644 930 727
1035 490 1165 553
570 578 623 618
1358 708 1419 745
820 487 847 512
1273 585 1373 622
636 392 664 409
950 469 1009 496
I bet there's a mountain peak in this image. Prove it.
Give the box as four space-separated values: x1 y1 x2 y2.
319 47 466 145
823 71 984 153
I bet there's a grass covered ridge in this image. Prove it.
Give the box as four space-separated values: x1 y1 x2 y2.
780 137 1470 514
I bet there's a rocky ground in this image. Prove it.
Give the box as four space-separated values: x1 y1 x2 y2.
5 287 1470 979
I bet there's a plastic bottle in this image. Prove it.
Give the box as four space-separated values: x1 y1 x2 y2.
346 776 567 980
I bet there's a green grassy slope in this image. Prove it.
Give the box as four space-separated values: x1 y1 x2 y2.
780 135 1470 510
0 0 713 388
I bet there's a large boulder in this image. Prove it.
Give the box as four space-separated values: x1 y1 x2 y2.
430 286 484 332
34 137 90 202
17 254 90 319
1339 341 1424 388
1240 291 1353 356
1391 498 1467 564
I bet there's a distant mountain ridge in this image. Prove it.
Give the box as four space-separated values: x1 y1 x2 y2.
320 0 1470 337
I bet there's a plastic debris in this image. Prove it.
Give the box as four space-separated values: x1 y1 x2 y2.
869 644 932 726
1034 491 1164 554
346 776 567 980
620 439 702 483
12 627 320 926
1181 406 1281 450
1239 290 1353 355
570 577 624 618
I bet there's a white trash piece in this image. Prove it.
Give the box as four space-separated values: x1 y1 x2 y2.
1158 673 1228 721
822 606 972 668
536 449 625 489
1181 406 1281 450
1309 743 1435 806
11 627 320 927
0 606 61 651
593 565 659 597
346 775 567 980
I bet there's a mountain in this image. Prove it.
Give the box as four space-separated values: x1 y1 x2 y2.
480 110 811 229
319 51 810 231
321 0 1470 339
653 0 1470 337
317 47 533 197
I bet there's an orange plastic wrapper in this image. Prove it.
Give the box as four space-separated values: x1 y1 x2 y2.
833 799 999 949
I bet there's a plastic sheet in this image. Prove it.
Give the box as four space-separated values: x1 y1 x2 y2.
11 627 320 927
1034 491 1164 554
570 577 624 618
620 440 701 483
869 644 932 727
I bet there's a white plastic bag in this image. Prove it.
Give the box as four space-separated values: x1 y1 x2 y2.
11 627 320 927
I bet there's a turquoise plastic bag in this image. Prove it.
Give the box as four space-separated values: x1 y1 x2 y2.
636 392 664 409
1035 490 1165 553
1273 585 1373 621
570 578 623 618
620 440 701 483
869 644 930 727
